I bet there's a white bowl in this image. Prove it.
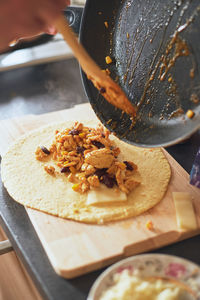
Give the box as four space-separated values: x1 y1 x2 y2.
87 254 200 300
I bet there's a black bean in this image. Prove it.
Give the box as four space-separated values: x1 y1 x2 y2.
60 167 69 173
76 146 86 155
112 176 117 185
101 174 116 188
40 146 50 155
124 161 133 171
100 87 106 94
69 129 79 135
91 140 105 149
94 168 108 179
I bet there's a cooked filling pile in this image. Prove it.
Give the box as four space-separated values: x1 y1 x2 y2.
35 123 139 194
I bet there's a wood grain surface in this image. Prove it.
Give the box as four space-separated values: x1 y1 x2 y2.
0 228 42 300
0 103 200 279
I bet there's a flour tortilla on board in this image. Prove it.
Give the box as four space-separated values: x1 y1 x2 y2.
1 120 171 224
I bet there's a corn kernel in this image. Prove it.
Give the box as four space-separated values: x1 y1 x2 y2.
105 56 112 64
146 221 153 230
126 32 130 38
61 151 68 155
102 69 111 76
104 21 108 28
79 132 85 138
72 184 80 191
63 161 69 166
186 109 195 119
168 77 172 82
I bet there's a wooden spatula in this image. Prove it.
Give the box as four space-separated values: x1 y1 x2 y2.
55 15 136 117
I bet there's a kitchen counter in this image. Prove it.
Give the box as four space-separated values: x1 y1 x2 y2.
0 58 200 300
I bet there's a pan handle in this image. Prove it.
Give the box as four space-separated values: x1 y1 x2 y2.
63 6 84 35
0 239 13 255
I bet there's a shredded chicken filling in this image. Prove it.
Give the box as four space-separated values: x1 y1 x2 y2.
35 122 140 194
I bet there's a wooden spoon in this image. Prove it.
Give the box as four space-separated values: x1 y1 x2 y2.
55 15 136 117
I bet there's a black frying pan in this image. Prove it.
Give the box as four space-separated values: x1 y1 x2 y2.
77 0 200 147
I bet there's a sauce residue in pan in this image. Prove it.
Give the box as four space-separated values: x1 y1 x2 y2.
168 108 184 119
136 22 192 112
159 34 190 82
116 2 200 128
190 93 200 104
93 1 200 143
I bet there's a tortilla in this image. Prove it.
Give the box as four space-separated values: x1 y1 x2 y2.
1 120 171 224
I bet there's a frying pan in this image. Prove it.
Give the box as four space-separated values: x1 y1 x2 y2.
73 0 199 147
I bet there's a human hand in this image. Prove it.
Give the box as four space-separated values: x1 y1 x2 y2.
0 0 70 52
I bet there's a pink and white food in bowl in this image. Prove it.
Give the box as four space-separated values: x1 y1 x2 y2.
87 254 200 300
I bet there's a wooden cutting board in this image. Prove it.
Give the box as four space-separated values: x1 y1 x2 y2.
0 103 200 279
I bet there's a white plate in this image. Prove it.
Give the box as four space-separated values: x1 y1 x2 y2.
87 254 200 300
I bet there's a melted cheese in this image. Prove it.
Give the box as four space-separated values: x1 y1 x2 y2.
173 192 197 230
